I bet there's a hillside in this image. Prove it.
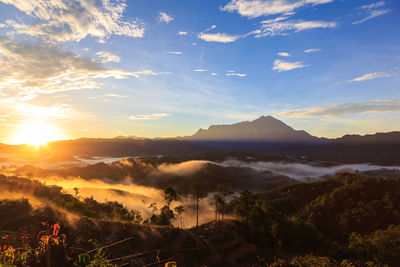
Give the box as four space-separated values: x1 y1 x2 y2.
2 173 400 266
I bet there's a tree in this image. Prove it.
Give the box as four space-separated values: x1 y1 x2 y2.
148 202 158 214
164 187 178 207
174 205 185 228
213 194 222 223
189 182 208 229
73 187 79 198
215 184 233 221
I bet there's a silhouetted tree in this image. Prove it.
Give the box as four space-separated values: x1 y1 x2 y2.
73 187 79 198
189 182 208 229
215 184 233 221
174 205 185 228
164 187 178 207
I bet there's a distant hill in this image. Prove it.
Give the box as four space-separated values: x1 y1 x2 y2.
45 137 213 157
0 138 213 158
331 131 400 145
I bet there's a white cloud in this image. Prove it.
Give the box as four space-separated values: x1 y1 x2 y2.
360 1 385 10
226 73 247 77
104 94 129 98
128 113 170 120
277 100 400 118
210 73 218 76
0 38 167 98
304 48 321 53
277 52 290 57
178 31 187 35
348 71 392 82
221 0 334 19
1 0 144 42
197 10 335 43
352 9 390 24
198 33 240 43
193 69 208 72
294 21 336 31
204 25 217 32
352 1 389 24
96 51 120 63
166 51 183 55
272 59 306 72
159 12 174 24
256 19 336 37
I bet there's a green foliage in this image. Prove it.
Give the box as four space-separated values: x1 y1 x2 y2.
349 225 400 265
228 173 400 265
0 222 67 266
78 248 115 267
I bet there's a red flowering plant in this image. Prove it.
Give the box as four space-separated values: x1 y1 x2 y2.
36 221 67 258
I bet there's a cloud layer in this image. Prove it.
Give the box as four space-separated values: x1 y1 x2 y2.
0 38 165 98
277 100 400 118
353 1 390 24
1 0 144 42
221 0 334 18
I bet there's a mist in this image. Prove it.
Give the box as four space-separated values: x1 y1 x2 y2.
217 160 400 181
2 154 399 227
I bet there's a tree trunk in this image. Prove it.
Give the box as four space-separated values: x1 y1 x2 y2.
196 196 199 229
215 201 217 224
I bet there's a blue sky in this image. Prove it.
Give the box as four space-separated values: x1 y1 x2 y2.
0 0 399 143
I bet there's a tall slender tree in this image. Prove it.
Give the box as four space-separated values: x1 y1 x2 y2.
215 184 233 221
174 205 185 228
189 182 208 229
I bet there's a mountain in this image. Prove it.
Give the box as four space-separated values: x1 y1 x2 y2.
331 131 400 145
0 138 213 158
186 116 326 144
46 137 213 157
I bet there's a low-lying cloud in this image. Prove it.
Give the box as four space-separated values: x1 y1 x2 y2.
218 159 400 181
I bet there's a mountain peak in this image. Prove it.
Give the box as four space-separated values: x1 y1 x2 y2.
187 115 319 143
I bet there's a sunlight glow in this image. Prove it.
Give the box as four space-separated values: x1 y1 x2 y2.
11 121 65 147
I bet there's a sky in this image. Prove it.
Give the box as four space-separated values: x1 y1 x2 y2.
0 0 399 144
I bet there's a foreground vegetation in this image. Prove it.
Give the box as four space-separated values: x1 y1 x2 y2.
1 172 400 266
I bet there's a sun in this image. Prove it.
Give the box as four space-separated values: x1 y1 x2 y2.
11 121 65 147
